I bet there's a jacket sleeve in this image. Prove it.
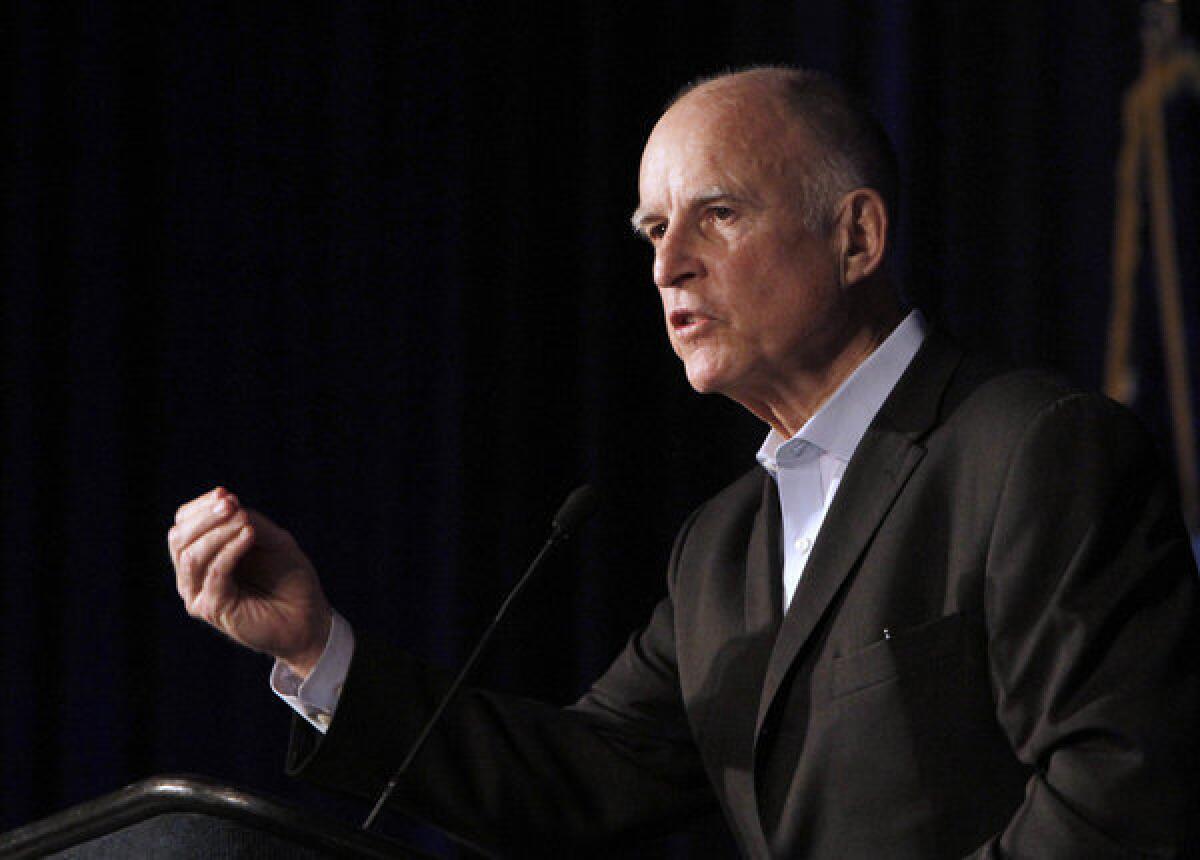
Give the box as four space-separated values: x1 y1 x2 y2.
285 511 717 857
967 393 1200 858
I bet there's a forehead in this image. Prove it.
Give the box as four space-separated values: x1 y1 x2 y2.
636 87 803 209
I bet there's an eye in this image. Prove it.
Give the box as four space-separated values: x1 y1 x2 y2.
645 222 667 242
709 206 735 223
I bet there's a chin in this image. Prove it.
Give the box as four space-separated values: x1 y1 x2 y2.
682 358 730 395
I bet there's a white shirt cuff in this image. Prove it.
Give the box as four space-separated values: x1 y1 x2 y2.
270 610 355 734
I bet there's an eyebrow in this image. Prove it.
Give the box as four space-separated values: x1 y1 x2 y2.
629 187 751 234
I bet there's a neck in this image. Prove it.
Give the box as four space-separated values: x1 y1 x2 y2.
743 296 905 439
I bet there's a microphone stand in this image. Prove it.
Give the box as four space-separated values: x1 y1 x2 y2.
362 485 597 831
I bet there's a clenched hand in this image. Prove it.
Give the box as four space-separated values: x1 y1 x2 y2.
168 487 332 677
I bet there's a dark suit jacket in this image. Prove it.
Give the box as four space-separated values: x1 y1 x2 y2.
288 332 1200 858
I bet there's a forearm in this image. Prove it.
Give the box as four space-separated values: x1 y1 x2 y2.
286 637 715 855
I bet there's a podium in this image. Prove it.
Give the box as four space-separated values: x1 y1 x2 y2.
0 774 432 858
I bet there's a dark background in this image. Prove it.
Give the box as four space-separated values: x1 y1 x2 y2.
4 2 1198 856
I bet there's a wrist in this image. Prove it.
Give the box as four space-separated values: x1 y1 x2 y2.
281 607 333 679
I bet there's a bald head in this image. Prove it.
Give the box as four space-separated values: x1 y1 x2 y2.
665 68 899 236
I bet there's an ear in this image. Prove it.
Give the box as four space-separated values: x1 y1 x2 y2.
832 188 888 287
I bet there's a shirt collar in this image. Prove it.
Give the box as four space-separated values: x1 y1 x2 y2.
757 309 928 473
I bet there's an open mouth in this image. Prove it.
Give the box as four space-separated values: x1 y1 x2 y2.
670 309 712 332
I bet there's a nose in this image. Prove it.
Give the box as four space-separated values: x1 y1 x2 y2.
653 227 704 289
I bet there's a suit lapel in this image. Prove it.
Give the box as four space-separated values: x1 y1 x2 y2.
754 331 965 737
746 474 784 634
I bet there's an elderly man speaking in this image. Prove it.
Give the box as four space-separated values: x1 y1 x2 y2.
169 67 1199 858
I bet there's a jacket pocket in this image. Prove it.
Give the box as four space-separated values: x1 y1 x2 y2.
831 612 969 699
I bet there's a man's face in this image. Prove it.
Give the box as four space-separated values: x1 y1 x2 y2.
634 88 850 408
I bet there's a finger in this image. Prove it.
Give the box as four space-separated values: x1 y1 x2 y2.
192 523 256 625
179 509 250 580
243 509 294 550
174 486 227 524
168 493 240 569
174 486 234 525
211 521 256 583
175 511 250 602
169 492 238 559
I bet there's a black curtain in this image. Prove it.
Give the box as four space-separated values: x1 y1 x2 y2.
3 2 1193 856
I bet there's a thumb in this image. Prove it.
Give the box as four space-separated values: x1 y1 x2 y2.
243 509 296 551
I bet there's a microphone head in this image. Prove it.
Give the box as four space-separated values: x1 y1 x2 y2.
551 484 599 537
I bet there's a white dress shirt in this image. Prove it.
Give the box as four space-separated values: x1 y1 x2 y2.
274 310 927 731
270 610 355 731
756 310 926 612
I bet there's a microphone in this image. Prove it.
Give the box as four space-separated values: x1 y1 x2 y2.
362 484 599 830
550 483 600 539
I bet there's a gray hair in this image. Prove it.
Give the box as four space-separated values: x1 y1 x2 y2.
670 67 900 235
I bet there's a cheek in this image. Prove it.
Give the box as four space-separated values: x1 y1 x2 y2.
656 291 673 329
